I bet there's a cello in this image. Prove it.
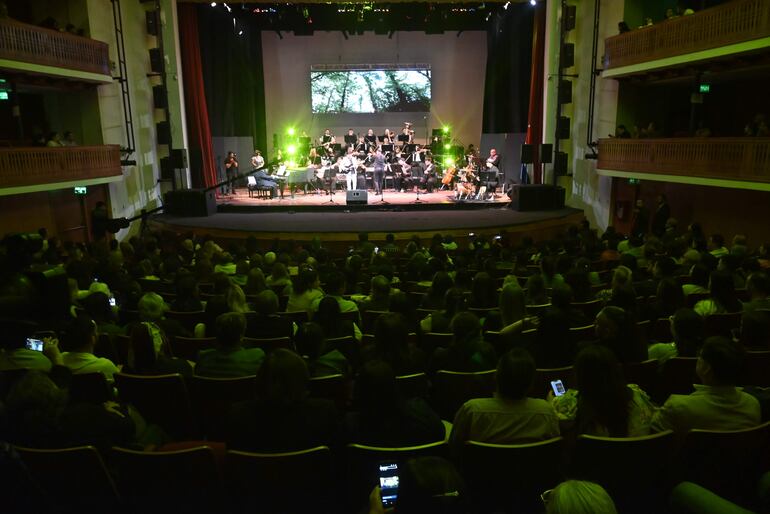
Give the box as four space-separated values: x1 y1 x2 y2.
441 165 457 186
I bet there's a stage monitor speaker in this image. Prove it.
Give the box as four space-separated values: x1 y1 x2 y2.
520 144 534 164
145 11 158 36
540 144 553 164
346 189 368 205
564 5 577 31
554 151 569 175
557 117 571 139
160 156 173 180
562 43 575 68
513 184 566 212
152 85 167 109
171 148 188 169
149 48 163 74
156 121 171 145
559 80 572 104
164 189 217 217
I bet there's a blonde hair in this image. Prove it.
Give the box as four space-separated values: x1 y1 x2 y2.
546 480 617 514
226 284 250 313
611 266 633 289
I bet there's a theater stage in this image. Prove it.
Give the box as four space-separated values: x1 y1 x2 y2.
151 188 584 248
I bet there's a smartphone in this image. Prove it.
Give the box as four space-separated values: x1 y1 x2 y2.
109 296 117 307
468 232 475 237
378 462 399 507
25 338 45 352
374 246 379 254
550 379 566 397
494 235 502 240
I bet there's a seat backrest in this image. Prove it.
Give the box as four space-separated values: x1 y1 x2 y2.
526 304 551 316
463 438 565 513
325 335 359 366
362 310 388 333
622 359 660 399
569 325 596 344
226 446 333 512
420 332 453 354
165 310 205 332
571 299 603 320
277 311 309 325
661 357 698 399
110 445 222 512
189 375 257 440
682 421 770 502
653 317 673 343
743 351 770 387
704 312 742 338
395 372 429 399
308 373 350 410
242 336 293 354
573 431 676 511
69 372 113 404
169 336 217 362
529 367 575 399
16 445 120 511
114 373 195 439
247 176 257 185
432 369 497 420
686 292 711 308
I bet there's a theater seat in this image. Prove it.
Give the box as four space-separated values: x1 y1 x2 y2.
169 336 216 362
114 373 195 440
188 375 257 440
242 336 293 354
529 366 575 399
396 372 429 399
308 373 350 410
432 369 497 420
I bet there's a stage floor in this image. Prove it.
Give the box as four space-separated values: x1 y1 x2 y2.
216 188 509 209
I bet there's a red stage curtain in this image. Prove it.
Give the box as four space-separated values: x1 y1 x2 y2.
178 4 217 189
525 1 547 184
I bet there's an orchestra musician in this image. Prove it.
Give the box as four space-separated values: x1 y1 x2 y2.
365 128 377 148
382 129 395 145
486 148 501 173
400 124 413 145
320 129 335 146
250 149 265 171
355 136 368 156
343 147 359 190
372 147 386 195
344 128 357 146
223 151 238 195
456 162 478 199
420 156 437 193
395 155 412 192
410 144 427 170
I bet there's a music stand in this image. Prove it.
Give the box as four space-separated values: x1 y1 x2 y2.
343 135 356 145
331 143 342 153
411 165 425 204
397 134 409 143
381 144 394 153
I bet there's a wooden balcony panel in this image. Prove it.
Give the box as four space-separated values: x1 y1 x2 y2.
0 19 110 76
0 146 123 189
604 0 770 70
597 138 770 184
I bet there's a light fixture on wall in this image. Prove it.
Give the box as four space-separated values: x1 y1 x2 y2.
210 2 216 7
530 0 537 5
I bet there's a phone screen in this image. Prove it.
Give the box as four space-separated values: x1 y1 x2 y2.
379 462 399 507
551 380 566 396
25 338 44 352
109 296 117 307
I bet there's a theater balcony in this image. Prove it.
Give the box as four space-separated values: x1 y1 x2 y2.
603 0 770 79
0 145 124 196
596 138 770 191
0 18 112 84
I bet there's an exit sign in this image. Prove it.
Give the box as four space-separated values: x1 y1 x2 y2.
699 84 710 93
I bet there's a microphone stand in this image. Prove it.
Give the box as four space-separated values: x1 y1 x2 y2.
379 163 390 205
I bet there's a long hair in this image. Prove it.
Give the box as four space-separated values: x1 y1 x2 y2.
499 283 526 326
574 345 631 437
226 284 250 313
128 323 158 373
373 313 410 373
709 270 741 312
314 296 342 338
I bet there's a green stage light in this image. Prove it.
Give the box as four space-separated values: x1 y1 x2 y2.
286 144 297 155
444 143 451 151
444 157 455 167
287 127 296 136
442 125 450 134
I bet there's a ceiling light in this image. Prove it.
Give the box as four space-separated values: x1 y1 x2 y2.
530 0 537 5
210 2 216 6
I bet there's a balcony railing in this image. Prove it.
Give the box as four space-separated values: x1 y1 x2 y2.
0 18 110 76
597 138 770 183
0 146 123 189
604 0 770 70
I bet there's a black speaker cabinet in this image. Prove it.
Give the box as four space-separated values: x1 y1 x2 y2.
171 148 188 169
164 189 217 217
156 121 171 145
520 144 534 164
557 117 571 140
559 80 573 104
149 48 163 74
152 85 167 109
554 151 569 175
562 42 575 68
346 189 368 205
146 11 158 36
540 144 553 164
513 184 565 212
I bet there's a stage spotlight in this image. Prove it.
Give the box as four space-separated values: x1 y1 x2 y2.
210 2 216 7
238 30 243 36
444 157 455 167
444 143 451 151
286 144 297 156
442 125 450 134
287 127 296 137
530 0 537 5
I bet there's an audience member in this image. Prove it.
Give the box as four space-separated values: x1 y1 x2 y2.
744 272 770 312
544 480 617 514
245 290 293 339
648 308 705 362
430 312 496 372
60 314 119 382
694 270 743 317
365 313 426 375
194 312 265 378
125 323 192 376
595 306 646 363
294 321 348 377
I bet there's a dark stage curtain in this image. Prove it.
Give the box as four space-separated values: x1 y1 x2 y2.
196 6 267 161
482 4 535 134
178 4 217 189
526 2 547 183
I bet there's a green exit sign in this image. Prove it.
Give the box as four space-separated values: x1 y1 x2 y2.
699 84 710 93
0 92 7 101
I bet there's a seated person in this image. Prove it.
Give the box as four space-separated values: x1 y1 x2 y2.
286 268 324 314
595 306 647 363
310 270 359 316
245 290 293 340
171 274 204 312
194 312 265 378
294 321 348 377
430 312 497 373
739 309 770 351
313 296 362 342
450 348 559 455
648 308 705 362
82 292 125 338
543 480 617 514
61 314 120 382
551 345 656 436
744 271 770 313
344 360 444 447
124 323 192 377
138 292 190 343
358 275 391 313
652 337 761 434
225 349 339 452
363 313 426 376
0 322 55 372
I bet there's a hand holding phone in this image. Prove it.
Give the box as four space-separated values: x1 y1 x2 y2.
378 462 399 508
550 380 566 397
25 338 44 352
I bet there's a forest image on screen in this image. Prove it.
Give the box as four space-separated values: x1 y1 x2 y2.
311 68 431 114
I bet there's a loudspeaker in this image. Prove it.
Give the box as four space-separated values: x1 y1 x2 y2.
145 11 158 36
554 151 569 175
171 148 188 169
346 189 368 205
564 5 576 31
559 80 572 104
160 156 173 180
540 144 553 164
562 43 575 68
557 117 571 139
164 189 217 217
156 121 170 145
149 48 163 74
520 144 534 164
513 185 566 212
152 85 167 109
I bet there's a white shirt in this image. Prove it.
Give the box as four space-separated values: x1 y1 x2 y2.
251 155 265 169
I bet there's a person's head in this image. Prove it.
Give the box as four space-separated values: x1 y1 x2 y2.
355 359 399 411
257 349 309 405
499 282 526 326
497 348 535 400
709 234 725 251
128 323 158 372
747 272 770 300
227 151 235 159
595 306 628 341
254 289 279 315
430 271 454 299
490 148 497 156
4 371 68 447
314 296 342 335
294 321 326 361
225 284 249 313
610 266 633 290
671 308 705 357
325 271 346 296
370 275 391 301
740 310 770 350
215 312 246 349
450 311 481 346
544 480 617 514
61 313 97 353
293 268 319 296
270 262 288 280
550 283 574 310
175 274 199 301
246 267 266 294
689 262 710 287
471 272 496 308
137 292 166 322
697 336 744 386
708 270 737 306
82 292 115 323
574 344 630 437
656 278 684 313
396 457 469 514
526 274 548 304
442 288 468 318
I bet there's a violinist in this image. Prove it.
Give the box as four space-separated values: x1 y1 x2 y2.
395 155 412 193
420 156 436 193
344 128 357 146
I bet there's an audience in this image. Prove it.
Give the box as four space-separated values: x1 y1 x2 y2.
60 314 119 382
694 270 743 316
430 312 496 372
194 312 265 378
647 308 705 361
544 480 617 514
